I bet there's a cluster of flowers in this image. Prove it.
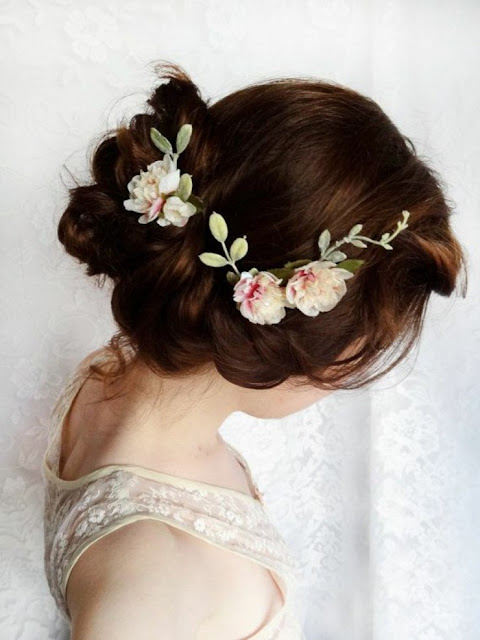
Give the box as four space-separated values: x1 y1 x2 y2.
123 123 203 227
123 123 410 325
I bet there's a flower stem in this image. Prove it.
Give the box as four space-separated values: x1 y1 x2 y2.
220 240 241 275
323 214 409 259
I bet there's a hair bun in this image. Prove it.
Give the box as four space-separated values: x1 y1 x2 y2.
58 61 216 283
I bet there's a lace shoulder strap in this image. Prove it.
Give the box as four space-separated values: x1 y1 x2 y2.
224 440 264 503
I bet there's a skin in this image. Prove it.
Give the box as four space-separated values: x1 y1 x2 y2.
112 363 332 453
89 337 364 468
64 337 365 638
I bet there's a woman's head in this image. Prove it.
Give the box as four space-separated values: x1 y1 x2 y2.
58 60 468 394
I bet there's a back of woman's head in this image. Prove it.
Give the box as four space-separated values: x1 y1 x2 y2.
58 60 468 391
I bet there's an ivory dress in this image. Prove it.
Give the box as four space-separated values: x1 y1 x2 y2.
42 348 306 639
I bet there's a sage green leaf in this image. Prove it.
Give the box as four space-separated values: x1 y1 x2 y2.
150 127 173 154
381 232 390 241
326 250 348 263
336 258 366 273
209 212 228 243
230 237 248 262
382 243 393 250
226 271 240 285
349 223 363 236
350 239 368 248
318 229 331 255
198 252 228 267
268 267 292 281
176 173 193 201
284 259 311 269
187 194 204 212
176 124 192 154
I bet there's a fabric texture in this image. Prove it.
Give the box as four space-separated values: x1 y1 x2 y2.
42 347 306 639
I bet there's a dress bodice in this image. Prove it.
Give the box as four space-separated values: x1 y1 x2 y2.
42 346 305 639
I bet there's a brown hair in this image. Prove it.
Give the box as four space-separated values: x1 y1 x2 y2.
57 60 468 393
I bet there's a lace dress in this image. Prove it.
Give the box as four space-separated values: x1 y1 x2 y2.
41 348 306 639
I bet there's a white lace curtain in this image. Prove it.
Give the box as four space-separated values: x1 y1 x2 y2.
1 1 478 638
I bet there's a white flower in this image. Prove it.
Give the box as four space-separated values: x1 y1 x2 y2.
87 507 106 523
233 271 288 325
160 195 198 228
193 518 206 532
75 519 89 537
123 155 181 224
285 260 354 315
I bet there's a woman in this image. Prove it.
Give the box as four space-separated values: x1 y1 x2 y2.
42 60 468 639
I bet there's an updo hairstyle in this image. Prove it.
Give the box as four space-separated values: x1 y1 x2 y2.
57 61 468 393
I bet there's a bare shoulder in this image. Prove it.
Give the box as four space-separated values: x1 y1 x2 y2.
68 519 200 640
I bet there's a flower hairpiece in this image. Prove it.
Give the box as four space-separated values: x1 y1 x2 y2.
198 209 410 325
123 123 204 227
123 123 410 325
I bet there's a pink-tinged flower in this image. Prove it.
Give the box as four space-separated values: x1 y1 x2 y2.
159 195 197 227
123 155 181 224
285 260 354 316
233 271 287 325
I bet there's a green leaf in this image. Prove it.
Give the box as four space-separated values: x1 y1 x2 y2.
198 252 228 267
209 211 228 243
176 173 193 201
326 250 348 263
176 124 192 154
382 243 393 250
349 223 363 236
229 237 248 262
187 193 204 212
226 271 240 285
318 229 331 255
336 258 366 273
150 127 173 154
283 259 312 269
267 267 293 281
350 239 368 248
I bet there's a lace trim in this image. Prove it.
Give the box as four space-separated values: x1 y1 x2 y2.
42 346 303 638
43 468 299 635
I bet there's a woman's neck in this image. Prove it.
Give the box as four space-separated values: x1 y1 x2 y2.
102 356 239 462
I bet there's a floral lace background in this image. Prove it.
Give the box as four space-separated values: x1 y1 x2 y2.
1 1 479 639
